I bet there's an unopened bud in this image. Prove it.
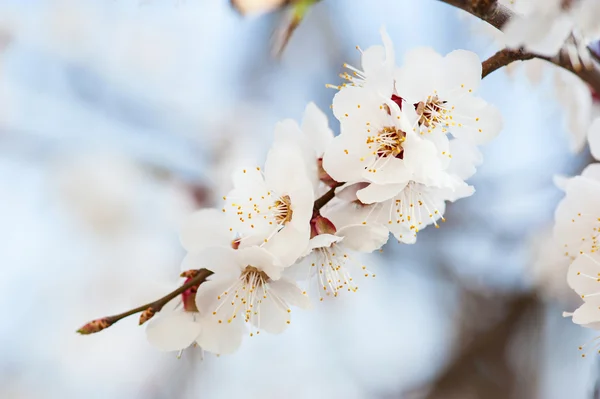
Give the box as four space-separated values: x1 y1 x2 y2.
139 307 156 325
317 158 338 188
76 318 112 335
180 269 199 279
310 214 337 238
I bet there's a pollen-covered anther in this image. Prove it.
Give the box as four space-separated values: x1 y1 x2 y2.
273 195 293 225
368 126 407 159
415 95 448 129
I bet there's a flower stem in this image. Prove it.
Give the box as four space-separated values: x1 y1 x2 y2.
76 268 213 335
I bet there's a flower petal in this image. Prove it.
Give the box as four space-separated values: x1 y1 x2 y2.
322 132 373 183
442 49 482 94
337 224 389 252
146 311 201 352
588 118 600 161
301 102 334 156
356 182 408 204
308 234 342 251
270 277 311 309
196 315 245 355
263 226 310 269
567 254 600 303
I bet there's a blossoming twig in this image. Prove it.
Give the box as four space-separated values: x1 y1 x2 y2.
76 268 213 335
76 183 343 336
436 0 600 94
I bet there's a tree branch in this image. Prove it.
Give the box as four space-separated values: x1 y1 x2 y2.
436 0 600 94
77 268 213 334
482 48 538 78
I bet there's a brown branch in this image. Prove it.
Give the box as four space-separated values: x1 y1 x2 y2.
313 182 342 212
436 0 600 94
482 48 538 78
77 268 213 334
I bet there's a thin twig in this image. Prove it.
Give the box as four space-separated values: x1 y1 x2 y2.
313 183 342 212
77 269 213 334
436 0 600 94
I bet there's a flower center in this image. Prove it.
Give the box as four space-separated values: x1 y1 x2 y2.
391 94 403 110
368 126 406 159
309 244 374 301
415 95 448 128
273 195 293 225
242 266 270 285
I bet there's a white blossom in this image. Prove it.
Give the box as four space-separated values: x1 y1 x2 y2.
223 139 314 266
193 245 310 337
274 102 336 192
145 284 245 355
394 47 502 146
566 253 600 330
554 175 600 261
503 0 600 56
289 210 389 300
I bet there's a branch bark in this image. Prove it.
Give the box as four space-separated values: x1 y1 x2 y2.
436 0 600 93
482 48 538 78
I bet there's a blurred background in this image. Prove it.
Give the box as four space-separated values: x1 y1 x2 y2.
0 0 598 398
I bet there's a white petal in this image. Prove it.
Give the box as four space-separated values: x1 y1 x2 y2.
451 99 503 145
571 301 600 328
274 118 318 189
269 277 311 309
337 224 389 252
263 226 310 268
447 139 482 180
553 174 569 191
236 246 282 278
357 182 407 204
179 209 231 253
301 102 334 156
231 167 265 191
253 295 290 334
195 277 237 319
265 142 312 197
332 86 385 125
196 315 245 355
335 182 369 202
442 49 482 94
587 118 600 161
322 132 373 183
146 311 201 352
308 234 342 251
366 157 413 185
567 254 600 303
288 180 315 228
387 222 417 244
395 47 443 102
582 164 600 183
554 176 600 256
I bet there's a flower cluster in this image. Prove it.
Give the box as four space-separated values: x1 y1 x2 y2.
503 0 600 56
145 28 503 355
558 117 600 350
